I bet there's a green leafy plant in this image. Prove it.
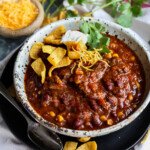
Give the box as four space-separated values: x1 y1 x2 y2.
106 0 147 27
80 21 110 53
42 0 148 27
67 0 148 27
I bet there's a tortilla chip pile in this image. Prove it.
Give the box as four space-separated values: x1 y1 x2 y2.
29 25 87 83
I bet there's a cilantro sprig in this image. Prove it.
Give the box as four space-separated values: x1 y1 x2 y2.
80 21 110 53
106 0 147 27
131 0 147 17
67 0 148 27
43 0 148 28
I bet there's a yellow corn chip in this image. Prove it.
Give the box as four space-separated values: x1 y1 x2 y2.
29 42 44 59
44 37 62 45
65 41 87 51
76 141 97 150
63 141 78 150
49 57 72 77
50 25 66 37
31 58 46 83
42 45 56 54
68 50 80 59
78 137 91 143
47 47 66 66
44 26 66 45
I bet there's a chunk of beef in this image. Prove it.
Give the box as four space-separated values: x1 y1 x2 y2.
73 61 109 100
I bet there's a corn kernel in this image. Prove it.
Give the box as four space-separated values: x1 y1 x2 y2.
38 91 41 94
117 111 124 118
128 93 133 101
112 53 119 58
110 43 117 49
133 104 137 108
49 111 56 117
100 115 107 121
57 115 64 122
107 119 113 125
136 81 140 89
75 69 84 75
105 53 112 59
130 56 135 61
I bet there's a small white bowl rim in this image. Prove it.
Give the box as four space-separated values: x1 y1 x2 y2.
14 17 150 137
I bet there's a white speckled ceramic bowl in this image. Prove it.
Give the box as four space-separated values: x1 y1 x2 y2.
13 17 150 137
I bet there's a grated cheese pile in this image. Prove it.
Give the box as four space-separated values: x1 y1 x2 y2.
77 48 103 71
0 0 38 30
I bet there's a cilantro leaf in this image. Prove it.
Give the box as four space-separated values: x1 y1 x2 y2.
77 0 86 4
95 31 103 39
100 46 110 53
131 0 146 5
116 12 132 27
131 5 142 17
130 0 147 17
100 37 110 46
80 22 89 34
104 0 146 27
80 21 110 53
68 0 74 5
118 3 131 14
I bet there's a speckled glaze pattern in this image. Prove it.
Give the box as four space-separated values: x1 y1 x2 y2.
13 17 150 137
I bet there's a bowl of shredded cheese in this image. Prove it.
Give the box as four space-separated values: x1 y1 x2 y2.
0 0 44 38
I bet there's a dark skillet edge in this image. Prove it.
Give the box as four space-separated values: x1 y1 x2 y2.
1 47 150 150
127 124 150 150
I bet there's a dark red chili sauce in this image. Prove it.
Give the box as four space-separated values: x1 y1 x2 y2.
24 35 145 130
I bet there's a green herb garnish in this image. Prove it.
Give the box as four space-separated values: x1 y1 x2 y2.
80 21 110 53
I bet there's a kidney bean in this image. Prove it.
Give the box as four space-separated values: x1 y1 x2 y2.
74 118 84 129
92 114 102 127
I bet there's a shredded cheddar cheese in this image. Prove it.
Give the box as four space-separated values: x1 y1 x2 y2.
0 0 38 30
75 48 103 71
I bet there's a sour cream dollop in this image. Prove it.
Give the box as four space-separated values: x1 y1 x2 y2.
61 30 88 44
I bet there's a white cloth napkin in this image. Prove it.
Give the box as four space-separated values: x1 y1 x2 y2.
0 1 150 149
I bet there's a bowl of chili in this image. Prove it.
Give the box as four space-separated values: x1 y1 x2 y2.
13 17 150 137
